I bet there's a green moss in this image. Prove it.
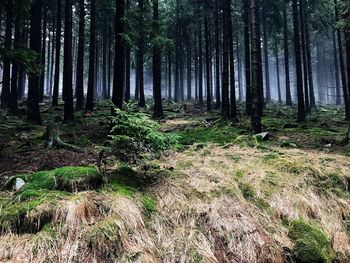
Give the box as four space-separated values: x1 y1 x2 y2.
0 190 68 233
175 125 241 145
142 194 157 217
288 220 335 263
11 166 101 193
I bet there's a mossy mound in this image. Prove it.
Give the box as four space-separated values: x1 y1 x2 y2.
0 190 68 233
288 220 335 263
9 166 102 193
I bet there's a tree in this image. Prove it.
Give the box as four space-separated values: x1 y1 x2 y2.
152 0 164 119
221 0 230 117
86 0 96 112
63 0 74 121
0 0 13 109
27 0 42 124
112 0 125 109
243 0 252 114
283 1 292 105
292 0 305 122
76 0 85 110
250 0 263 133
52 0 62 106
136 0 145 107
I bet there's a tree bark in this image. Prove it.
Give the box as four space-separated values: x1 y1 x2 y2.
283 4 292 105
292 0 305 121
112 0 125 109
63 0 74 121
52 0 62 106
27 0 42 124
76 0 85 110
86 0 96 112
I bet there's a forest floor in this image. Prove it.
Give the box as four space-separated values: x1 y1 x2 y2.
0 101 350 263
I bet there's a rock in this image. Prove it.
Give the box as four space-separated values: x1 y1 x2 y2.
255 132 269 141
324 143 332 148
15 178 26 191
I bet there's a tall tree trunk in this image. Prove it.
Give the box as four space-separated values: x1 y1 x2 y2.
222 0 230 117
0 1 13 109
39 4 47 102
168 52 172 100
250 0 262 133
137 0 145 107
76 0 85 110
63 0 74 121
198 20 204 105
237 36 243 102
187 27 192 101
9 16 20 115
125 0 131 102
275 39 282 103
52 0 62 106
333 30 341 105
243 0 252 114
102 20 108 99
283 4 292 105
228 0 237 119
86 0 96 111
335 0 349 119
112 0 125 109
152 0 164 119
300 0 309 113
262 5 270 103
214 0 221 108
292 0 305 121
27 0 42 124
49 22 55 96
205 16 211 111
304 1 315 108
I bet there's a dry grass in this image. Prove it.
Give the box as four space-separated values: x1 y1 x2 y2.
1 144 350 262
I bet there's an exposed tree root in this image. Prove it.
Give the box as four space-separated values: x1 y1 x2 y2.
44 124 83 153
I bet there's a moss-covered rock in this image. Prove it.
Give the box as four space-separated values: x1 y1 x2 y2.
8 166 102 193
288 220 335 263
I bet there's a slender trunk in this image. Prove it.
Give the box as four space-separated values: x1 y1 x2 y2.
300 0 309 113
214 0 221 108
168 52 172 100
49 22 55 96
243 0 252 114
292 0 305 121
86 0 96 111
152 0 164 119
222 0 230 117
27 0 42 124
125 0 131 102
0 2 13 109
283 4 292 105
262 6 270 103
237 36 243 101
52 0 62 106
39 4 47 102
63 0 74 121
250 0 262 133
275 39 282 103
335 0 349 119
187 27 192 101
112 0 125 109
137 0 145 106
205 16 211 111
228 0 237 119
333 30 341 105
9 18 20 115
76 0 85 110
102 21 108 99
198 20 204 105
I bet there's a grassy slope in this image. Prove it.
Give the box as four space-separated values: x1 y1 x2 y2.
0 101 349 262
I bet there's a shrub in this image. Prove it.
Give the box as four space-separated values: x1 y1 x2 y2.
109 109 178 159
